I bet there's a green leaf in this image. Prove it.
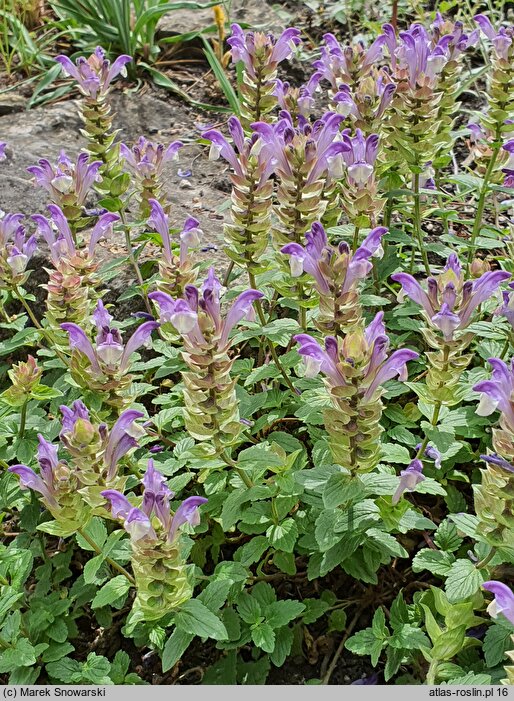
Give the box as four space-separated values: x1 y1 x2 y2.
83 555 106 585
328 609 347 633
450 514 480 539
42 642 75 663
175 599 228 640
237 594 262 625
483 624 513 667
110 651 130 684
92 575 131 609
421 422 455 453
76 518 107 551
412 549 455 577
270 626 294 667
445 560 484 603
236 536 269 567
389 624 430 650
302 599 330 625
431 626 466 660
251 623 275 653
366 529 408 558
445 673 492 685
346 628 384 666
46 656 82 682
266 600 305 628
434 520 463 552
201 36 240 114
198 580 233 612
162 628 194 673
267 519 298 553
381 443 412 464
323 473 365 509
0 638 37 673
30 385 63 401
80 653 111 684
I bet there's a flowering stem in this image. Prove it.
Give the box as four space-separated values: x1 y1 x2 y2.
221 451 254 489
248 271 299 395
415 345 450 459
466 127 502 272
476 547 496 569
352 226 360 251
77 528 136 585
413 173 431 276
119 211 152 315
18 400 27 440
12 286 69 367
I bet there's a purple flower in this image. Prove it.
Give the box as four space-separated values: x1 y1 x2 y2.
480 454 514 473
252 112 347 185
392 255 511 342
495 283 514 328
0 212 37 281
340 129 379 186
281 222 386 296
56 48 132 99
102 463 207 544
141 458 173 528
61 300 158 376
150 269 262 349
27 151 102 206
311 32 384 91
0 142 6 161
475 16 513 61
482 581 514 625
415 443 442 468
8 432 64 508
392 459 425 505
473 358 514 432
294 313 418 398
102 489 156 541
148 199 201 266
103 409 145 480
8 464 58 508
352 674 379 685
179 216 202 265
168 495 208 542
60 399 90 437
120 137 182 179
227 24 300 79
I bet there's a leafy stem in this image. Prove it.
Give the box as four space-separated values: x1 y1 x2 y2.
466 125 502 271
247 271 299 395
77 528 135 585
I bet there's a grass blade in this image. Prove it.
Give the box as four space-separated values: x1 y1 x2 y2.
201 35 239 115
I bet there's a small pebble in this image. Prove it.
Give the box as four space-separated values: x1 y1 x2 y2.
179 179 193 189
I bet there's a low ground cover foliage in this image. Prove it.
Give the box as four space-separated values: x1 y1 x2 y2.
1 12 514 685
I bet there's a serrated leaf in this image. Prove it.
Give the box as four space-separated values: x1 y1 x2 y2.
270 626 293 667
267 519 298 553
92 576 131 609
445 560 484 603
412 549 455 577
381 443 412 464
162 628 194 673
175 600 228 640
483 624 513 667
302 599 330 625
266 600 305 628
251 623 275 653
